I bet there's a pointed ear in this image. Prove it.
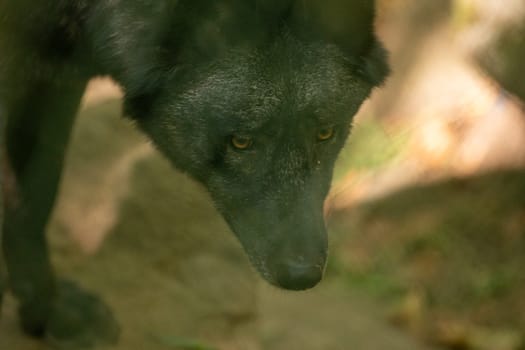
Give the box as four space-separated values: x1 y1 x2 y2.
360 39 390 86
291 0 389 85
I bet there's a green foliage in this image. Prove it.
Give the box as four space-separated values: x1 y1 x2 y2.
333 117 407 182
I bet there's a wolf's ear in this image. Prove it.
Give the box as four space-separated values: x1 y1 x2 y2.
290 0 389 86
360 39 390 86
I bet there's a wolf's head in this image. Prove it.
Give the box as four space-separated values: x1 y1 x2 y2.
125 0 389 290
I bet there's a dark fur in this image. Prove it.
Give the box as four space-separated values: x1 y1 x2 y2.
0 0 388 345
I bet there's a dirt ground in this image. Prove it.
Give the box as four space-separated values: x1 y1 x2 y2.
0 97 434 350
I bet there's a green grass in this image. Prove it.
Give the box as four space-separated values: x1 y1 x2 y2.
333 117 408 182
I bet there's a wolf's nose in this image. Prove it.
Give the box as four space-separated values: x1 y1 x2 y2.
275 260 323 290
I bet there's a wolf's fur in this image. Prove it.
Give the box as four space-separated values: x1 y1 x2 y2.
0 0 388 345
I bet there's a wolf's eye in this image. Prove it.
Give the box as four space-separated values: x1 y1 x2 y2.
231 135 252 150
317 126 335 142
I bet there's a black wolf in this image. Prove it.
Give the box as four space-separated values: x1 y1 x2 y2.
0 0 388 346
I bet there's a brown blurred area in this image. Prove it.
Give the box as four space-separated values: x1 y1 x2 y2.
327 2 525 349
329 0 525 211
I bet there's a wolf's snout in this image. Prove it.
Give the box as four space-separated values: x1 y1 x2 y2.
274 260 324 290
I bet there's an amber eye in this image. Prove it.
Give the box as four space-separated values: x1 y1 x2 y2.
231 135 252 150
317 126 335 142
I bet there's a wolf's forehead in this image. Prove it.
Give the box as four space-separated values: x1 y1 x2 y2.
222 68 353 129
189 42 358 131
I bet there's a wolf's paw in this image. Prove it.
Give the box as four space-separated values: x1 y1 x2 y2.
47 280 120 348
20 280 120 348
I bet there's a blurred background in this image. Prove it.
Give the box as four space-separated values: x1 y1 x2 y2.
2 0 525 349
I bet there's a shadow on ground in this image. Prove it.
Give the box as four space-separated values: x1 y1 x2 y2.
329 169 525 349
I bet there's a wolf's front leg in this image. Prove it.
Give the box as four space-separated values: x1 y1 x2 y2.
2 77 119 347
